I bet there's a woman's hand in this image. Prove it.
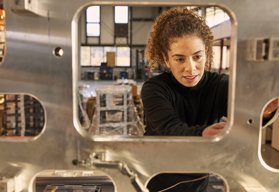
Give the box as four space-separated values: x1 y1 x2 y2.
202 122 226 137
263 98 278 119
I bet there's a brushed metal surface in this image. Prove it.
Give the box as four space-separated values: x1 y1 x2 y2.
0 0 279 191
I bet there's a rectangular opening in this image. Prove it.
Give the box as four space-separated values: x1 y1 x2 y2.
72 3 237 142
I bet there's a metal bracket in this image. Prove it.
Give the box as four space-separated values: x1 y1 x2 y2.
73 152 149 192
11 0 38 16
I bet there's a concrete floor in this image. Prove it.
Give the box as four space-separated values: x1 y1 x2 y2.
78 79 144 98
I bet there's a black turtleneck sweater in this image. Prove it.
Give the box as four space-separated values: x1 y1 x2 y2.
141 71 228 136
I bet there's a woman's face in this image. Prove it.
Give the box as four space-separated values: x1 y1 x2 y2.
164 35 206 87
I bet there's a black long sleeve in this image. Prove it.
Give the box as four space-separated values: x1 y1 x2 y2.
141 71 228 136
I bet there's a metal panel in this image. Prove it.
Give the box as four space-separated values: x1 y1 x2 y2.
0 0 279 192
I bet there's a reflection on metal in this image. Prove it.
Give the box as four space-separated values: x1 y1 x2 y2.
246 38 279 61
0 0 278 192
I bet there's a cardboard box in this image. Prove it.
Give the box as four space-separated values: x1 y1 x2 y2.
86 97 96 121
131 85 137 97
106 52 115 67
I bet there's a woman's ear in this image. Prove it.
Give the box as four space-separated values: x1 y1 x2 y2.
163 53 170 68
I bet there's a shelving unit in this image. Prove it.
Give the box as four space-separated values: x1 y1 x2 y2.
2 95 44 137
95 86 131 135
3 95 21 136
93 85 143 136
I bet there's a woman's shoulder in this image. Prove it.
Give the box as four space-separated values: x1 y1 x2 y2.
143 72 172 86
205 70 228 78
202 71 229 96
141 72 174 96
205 71 228 84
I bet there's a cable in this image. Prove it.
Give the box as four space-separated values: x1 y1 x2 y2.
157 173 212 192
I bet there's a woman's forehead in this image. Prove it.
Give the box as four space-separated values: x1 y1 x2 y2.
168 36 205 51
169 35 204 44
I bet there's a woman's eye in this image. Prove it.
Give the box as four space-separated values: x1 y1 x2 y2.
176 58 184 62
194 55 202 60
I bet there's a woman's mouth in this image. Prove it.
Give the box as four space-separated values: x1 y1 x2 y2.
183 75 198 82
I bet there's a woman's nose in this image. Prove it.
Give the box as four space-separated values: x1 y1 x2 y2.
184 59 196 73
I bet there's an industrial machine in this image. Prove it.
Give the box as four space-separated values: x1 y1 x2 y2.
0 0 279 191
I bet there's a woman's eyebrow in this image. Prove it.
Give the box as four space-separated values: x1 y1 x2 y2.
192 50 204 55
172 50 204 57
172 54 185 57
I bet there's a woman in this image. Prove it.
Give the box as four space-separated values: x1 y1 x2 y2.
141 6 278 192
142 7 277 137
142 7 227 137
141 7 226 191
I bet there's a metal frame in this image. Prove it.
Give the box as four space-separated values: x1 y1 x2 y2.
73 2 237 142
0 0 279 191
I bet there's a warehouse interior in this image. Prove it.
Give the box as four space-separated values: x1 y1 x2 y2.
0 1 279 192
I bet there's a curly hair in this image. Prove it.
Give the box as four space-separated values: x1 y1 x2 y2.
146 7 214 72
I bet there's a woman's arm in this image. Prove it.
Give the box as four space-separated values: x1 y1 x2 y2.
263 99 278 119
202 122 226 137
262 98 278 127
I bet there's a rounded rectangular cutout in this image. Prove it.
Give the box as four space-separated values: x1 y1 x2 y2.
0 94 45 139
35 170 114 192
73 3 237 141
